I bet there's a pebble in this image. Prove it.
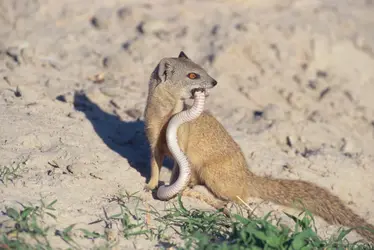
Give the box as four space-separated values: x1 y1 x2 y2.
15 85 40 102
56 92 74 103
316 70 328 78
90 8 113 30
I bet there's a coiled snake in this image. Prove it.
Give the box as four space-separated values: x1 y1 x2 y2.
157 89 205 200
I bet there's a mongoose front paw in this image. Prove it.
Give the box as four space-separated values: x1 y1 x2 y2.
144 181 158 191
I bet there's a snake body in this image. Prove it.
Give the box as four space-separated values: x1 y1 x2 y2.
157 90 206 200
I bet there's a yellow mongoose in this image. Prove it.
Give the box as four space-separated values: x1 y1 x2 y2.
144 51 374 243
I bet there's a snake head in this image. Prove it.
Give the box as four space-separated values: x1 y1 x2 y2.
191 87 208 98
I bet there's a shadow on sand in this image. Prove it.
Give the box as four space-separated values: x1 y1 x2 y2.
72 91 172 182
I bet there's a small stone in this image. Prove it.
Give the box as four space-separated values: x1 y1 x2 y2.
15 85 39 102
301 62 308 71
67 112 77 118
56 95 66 102
308 80 317 89
211 25 219 36
136 21 145 34
105 227 119 242
253 110 263 119
316 70 328 78
90 8 113 30
235 23 247 31
121 41 131 50
14 86 22 97
56 92 74 103
286 136 293 148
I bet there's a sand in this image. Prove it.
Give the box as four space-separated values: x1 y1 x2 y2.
1 0 374 248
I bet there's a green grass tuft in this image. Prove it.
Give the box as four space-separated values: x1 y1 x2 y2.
0 160 27 186
165 195 374 250
1 192 374 250
0 199 56 249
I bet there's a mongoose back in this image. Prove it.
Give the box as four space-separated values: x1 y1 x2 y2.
144 51 374 243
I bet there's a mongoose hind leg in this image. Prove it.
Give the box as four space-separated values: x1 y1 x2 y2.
198 163 252 204
187 172 200 188
182 187 230 217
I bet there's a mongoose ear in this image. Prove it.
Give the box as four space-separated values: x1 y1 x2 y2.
157 59 173 82
178 51 189 59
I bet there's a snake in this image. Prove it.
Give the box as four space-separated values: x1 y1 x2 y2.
157 89 206 200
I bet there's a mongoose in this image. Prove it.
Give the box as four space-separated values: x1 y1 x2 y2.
143 51 374 243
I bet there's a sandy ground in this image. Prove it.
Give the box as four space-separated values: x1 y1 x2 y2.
1 0 374 249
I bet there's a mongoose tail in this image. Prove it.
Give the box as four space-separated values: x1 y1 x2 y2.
251 175 374 243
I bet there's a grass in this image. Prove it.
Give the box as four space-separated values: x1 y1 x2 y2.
0 199 56 249
152 196 374 250
0 160 27 186
1 192 374 250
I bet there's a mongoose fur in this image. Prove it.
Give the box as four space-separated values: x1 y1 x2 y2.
143 51 374 243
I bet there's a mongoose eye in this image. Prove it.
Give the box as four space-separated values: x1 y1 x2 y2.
187 73 200 79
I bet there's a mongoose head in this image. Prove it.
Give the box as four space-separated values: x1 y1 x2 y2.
153 51 218 100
